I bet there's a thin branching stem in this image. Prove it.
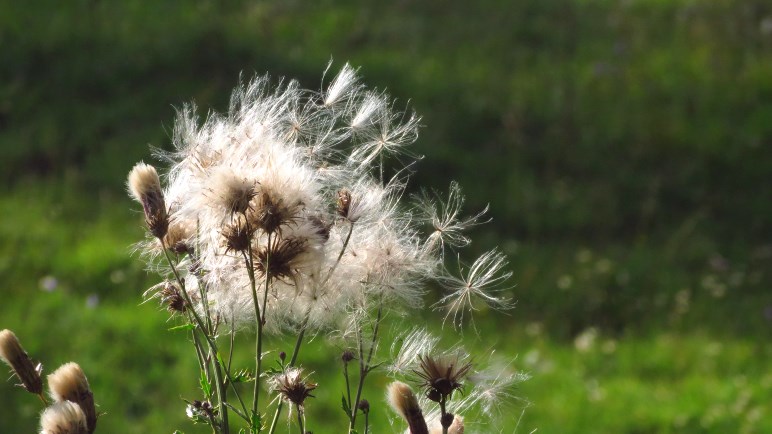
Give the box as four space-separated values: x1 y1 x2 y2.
296 406 305 434
268 310 311 434
343 362 352 423
322 222 354 287
242 230 263 432
162 241 229 434
349 301 383 432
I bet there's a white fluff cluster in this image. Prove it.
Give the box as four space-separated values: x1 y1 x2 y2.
133 64 510 333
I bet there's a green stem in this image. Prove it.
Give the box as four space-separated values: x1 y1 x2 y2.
162 242 229 434
322 222 354 287
268 312 310 434
349 301 383 432
343 362 352 423
296 406 305 434
440 396 449 434
243 241 262 431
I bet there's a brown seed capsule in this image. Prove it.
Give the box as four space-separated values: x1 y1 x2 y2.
0 329 43 395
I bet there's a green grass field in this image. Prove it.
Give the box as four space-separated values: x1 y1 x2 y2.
1 1 770 433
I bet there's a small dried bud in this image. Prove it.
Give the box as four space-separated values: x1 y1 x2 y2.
48 363 97 433
201 400 213 414
279 351 287 362
357 399 370 414
341 349 355 363
127 162 169 239
0 329 43 394
441 413 454 429
39 401 88 434
387 381 428 434
336 189 352 219
429 415 464 434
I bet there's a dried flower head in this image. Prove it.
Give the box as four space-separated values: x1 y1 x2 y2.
222 215 257 254
269 367 317 408
253 236 315 283
39 401 87 434
163 221 195 255
209 169 257 216
387 381 428 434
248 187 300 235
47 362 97 433
0 329 43 395
415 354 472 403
127 162 169 239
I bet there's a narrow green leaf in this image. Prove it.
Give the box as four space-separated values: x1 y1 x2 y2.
168 323 196 332
199 371 212 398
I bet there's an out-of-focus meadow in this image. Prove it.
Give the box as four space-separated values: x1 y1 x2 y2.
1 1 770 433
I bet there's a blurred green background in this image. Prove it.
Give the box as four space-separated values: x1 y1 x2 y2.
1 0 771 433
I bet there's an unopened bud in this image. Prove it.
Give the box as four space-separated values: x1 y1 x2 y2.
357 398 370 414
0 329 43 395
128 162 169 239
341 349 355 363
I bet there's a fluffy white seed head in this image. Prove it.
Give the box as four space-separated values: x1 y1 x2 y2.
47 363 97 433
39 401 87 434
129 64 510 337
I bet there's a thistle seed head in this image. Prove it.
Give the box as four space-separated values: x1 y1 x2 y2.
210 169 257 216
47 362 97 433
39 401 87 434
0 329 43 394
